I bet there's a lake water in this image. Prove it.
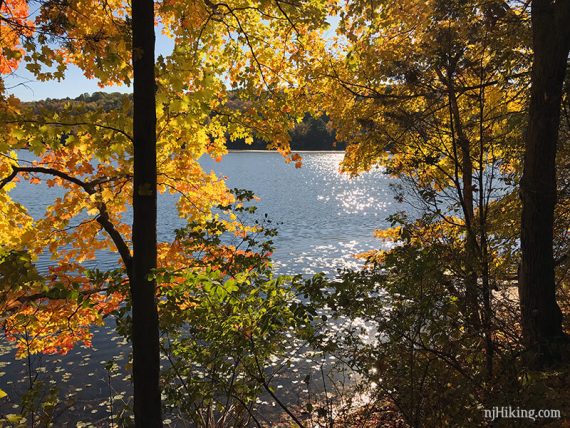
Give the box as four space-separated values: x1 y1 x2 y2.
201 152 395 274
1 151 397 425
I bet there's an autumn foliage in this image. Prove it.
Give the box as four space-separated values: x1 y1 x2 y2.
0 0 32 74
0 0 330 360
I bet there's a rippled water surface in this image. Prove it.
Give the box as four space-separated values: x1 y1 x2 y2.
2 151 398 424
201 152 396 274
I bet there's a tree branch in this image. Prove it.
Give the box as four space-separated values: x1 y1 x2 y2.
0 165 133 271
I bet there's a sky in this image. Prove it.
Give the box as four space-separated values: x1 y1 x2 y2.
5 32 175 102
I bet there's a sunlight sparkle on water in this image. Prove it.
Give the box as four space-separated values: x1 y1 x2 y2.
304 153 389 216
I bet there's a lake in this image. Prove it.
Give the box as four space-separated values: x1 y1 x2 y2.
1 151 397 425
201 152 395 274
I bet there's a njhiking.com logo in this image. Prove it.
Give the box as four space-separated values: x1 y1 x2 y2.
483 406 561 422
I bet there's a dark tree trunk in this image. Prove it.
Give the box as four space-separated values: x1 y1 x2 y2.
446 78 481 329
479 84 493 379
460 134 481 330
131 0 162 425
519 0 570 367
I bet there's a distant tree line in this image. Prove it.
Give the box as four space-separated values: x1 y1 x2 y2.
33 91 128 112
32 92 342 151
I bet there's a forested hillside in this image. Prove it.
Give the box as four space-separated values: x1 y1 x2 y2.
31 92 341 151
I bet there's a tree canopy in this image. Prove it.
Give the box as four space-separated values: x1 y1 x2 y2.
1 0 570 426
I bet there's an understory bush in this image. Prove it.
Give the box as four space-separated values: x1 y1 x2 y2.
300 214 570 427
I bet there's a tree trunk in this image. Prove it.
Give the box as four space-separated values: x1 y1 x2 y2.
519 0 570 367
446 77 481 329
459 134 481 330
131 0 162 425
478 84 494 379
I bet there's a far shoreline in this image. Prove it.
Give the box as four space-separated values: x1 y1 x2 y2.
227 149 346 153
